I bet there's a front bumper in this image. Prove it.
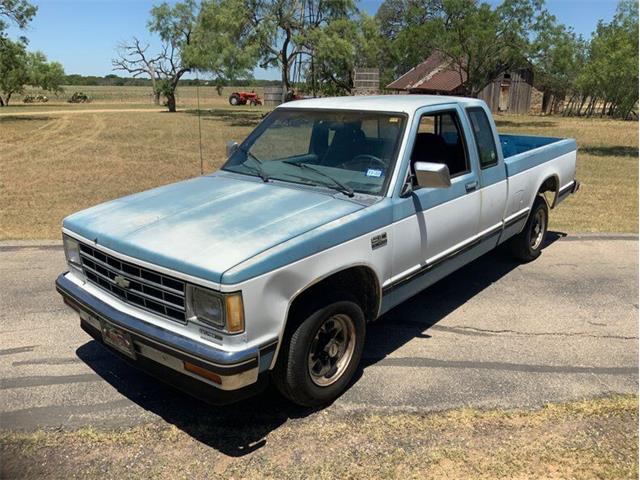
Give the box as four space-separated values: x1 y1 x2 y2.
56 272 277 401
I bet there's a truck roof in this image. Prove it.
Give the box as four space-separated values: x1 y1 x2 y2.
279 94 486 114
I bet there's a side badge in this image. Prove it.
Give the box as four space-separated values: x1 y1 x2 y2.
371 232 387 250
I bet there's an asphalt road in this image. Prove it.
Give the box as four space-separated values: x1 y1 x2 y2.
1 234 637 436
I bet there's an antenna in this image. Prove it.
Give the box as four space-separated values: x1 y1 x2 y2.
195 70 204 175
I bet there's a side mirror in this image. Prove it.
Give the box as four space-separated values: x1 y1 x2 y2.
414 162 451 189
226 141 239 157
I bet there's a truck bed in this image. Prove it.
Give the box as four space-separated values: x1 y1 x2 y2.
500 134 577 177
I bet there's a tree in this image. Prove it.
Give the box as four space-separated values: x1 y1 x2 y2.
428 0 546 97
377 0 548 97
579 0 638 118
113 37 164 104
113 0 261 110
147 0 197 112
375 0 442 84
0 38 64 106
184 0 259 81
0 38 27 105
243 0 356 97
112 1 197 112
308 14 382 94
0 0 37 43
530 13 585 113
27 51 64 93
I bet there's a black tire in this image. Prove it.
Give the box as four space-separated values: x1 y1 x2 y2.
272 299 366 407
508 196 549 262
229 93 240 106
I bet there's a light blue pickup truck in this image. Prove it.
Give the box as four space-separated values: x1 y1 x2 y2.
57 95 579 406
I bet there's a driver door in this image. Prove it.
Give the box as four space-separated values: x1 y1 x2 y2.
388 105 481 294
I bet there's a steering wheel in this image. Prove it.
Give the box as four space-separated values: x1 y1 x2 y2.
340 154 386 171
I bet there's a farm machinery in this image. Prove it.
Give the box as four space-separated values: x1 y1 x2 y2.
229 91 262 106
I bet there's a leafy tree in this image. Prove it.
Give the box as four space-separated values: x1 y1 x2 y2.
184 0 259 82
428 0 546 97
0 0 37 43
113 0 197 112
377 0 548 97
578 0 638 118
308 14 382 94
0 38 64 106
243 0 356 97
147 0 197 111
375 0 442 84
530 13 586 113
27 51 64 93
0 38 27 105
114 0 256 111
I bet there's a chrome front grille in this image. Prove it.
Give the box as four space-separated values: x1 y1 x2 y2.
78 243 186 322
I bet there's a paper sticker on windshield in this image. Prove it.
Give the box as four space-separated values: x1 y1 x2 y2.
366 169 383 178
388 117 400 123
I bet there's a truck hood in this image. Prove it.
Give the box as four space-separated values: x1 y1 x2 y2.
63 173 365 284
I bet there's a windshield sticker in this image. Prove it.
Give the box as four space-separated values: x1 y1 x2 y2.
366 169 383 178
388 117 400 123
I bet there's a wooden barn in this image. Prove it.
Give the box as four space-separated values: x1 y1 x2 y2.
387 53 534 115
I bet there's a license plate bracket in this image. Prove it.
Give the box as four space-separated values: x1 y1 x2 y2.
101 321 136 359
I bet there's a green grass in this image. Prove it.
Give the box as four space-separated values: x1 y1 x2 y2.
1 395 637 479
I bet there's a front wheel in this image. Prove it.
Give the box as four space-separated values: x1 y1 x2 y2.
508 196 548 262
273 299 365 407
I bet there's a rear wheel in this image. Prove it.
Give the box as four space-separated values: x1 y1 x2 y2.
229 93 240 106
508 196 548 262
273 299 365 407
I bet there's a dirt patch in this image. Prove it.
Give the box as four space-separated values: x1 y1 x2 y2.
1 395 637 479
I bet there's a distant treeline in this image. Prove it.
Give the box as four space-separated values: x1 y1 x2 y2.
63 74 281 87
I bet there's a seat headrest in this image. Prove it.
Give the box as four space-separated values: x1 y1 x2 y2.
411 132 448 163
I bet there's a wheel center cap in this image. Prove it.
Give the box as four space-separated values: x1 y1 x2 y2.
326 341 339 358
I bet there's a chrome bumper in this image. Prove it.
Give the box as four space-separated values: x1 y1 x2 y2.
56 272 277 394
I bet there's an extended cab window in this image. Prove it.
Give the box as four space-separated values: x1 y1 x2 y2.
411 110 469 177
467 107 499 168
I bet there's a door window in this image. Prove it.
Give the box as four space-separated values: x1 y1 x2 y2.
410 110 469 177
467 107 499 169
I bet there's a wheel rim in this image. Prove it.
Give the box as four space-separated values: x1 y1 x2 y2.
307 313 356 387
530 209 546 250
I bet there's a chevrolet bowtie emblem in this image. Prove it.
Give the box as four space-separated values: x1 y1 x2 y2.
114 275 130 289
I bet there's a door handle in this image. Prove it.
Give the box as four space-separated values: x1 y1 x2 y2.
465 180 479 192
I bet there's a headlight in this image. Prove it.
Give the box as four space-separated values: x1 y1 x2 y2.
187 286 245 334
63 235 82 269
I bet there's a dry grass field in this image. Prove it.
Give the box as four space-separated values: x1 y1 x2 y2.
1 395 637 479
0 86 637 239
7 85 264 108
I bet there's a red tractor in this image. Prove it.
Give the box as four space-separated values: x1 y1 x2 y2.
228 91 263 106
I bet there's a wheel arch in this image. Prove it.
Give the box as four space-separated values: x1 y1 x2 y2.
537 174 560 209
269 264 381 369
287 264 382 324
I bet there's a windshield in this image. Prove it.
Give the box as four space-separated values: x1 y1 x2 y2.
222 109 407 196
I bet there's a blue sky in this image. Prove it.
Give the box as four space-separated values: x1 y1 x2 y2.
7 0 621 79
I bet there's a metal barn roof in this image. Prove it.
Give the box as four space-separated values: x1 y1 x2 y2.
386 53 467 92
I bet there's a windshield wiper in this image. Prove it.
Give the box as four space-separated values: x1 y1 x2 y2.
238 145 269 182
281 160 354 198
